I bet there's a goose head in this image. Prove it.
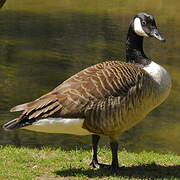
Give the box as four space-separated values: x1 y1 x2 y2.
133 12 165 42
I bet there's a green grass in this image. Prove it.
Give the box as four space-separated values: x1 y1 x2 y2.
0 146 180 180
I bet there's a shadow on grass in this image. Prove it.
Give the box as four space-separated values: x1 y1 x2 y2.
54 163 180 179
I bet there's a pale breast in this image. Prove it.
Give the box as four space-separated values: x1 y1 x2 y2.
143 61 171 100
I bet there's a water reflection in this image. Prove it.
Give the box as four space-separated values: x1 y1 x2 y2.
0 0 179 154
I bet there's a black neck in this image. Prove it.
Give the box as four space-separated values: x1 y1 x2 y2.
126 23 151 66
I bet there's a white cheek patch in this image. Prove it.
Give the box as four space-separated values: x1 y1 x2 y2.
134 17 149 37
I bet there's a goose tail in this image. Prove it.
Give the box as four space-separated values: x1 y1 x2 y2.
3 119 22 131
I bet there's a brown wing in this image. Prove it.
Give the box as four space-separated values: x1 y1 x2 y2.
11 61 149 125
55 61 148 117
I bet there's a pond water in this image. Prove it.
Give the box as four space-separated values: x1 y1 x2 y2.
0 0 179 154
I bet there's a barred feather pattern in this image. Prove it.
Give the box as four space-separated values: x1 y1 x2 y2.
13 61 163 135
80 63 160 136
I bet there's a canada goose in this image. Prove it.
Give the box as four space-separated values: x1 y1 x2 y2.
3 12 171 170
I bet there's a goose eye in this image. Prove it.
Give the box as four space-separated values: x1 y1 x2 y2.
142 21 146 25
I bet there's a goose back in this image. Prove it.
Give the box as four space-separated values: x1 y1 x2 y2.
11 61 162 136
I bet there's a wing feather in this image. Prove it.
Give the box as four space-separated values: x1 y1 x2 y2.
11 61 151 126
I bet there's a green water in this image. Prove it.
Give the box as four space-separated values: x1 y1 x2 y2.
0 0 179 154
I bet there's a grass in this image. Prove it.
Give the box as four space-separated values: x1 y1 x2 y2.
0 146 180 180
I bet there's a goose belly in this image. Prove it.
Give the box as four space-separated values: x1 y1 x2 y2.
22 118 92 135
84 96 165 136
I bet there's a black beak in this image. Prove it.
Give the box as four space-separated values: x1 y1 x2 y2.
150 29 166 42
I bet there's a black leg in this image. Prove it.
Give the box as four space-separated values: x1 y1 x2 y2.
90 134 100 168
110 140 119 169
